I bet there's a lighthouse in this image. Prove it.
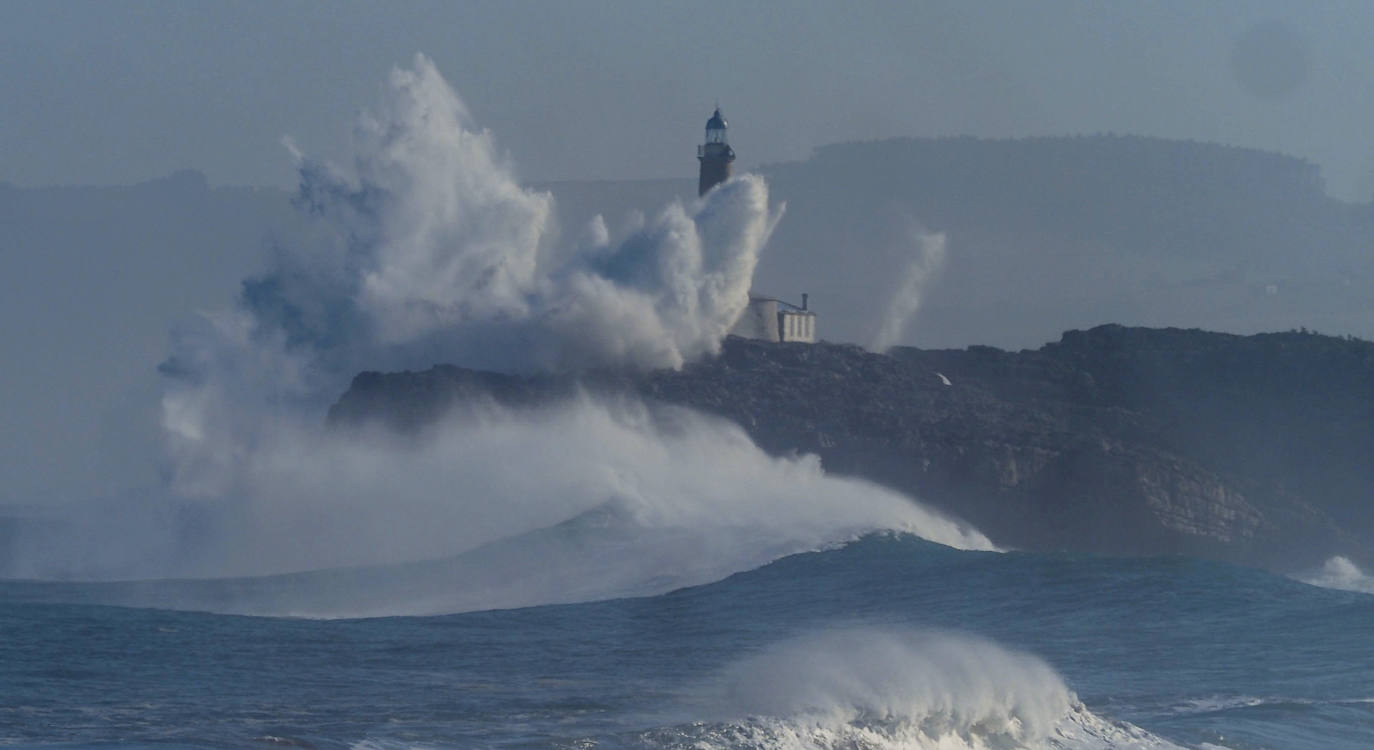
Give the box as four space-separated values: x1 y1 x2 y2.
697 107 736 196
704 106 816 343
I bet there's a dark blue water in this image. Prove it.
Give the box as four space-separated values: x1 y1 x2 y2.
4 535 1372 749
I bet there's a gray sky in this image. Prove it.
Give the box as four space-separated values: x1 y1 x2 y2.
4 1 1374 199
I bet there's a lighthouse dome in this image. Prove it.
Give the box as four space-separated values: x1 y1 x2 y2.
706 108 727 131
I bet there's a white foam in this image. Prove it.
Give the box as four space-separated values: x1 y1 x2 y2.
1169 695 1267 715
660 627 1184 750
1297 556 1374 595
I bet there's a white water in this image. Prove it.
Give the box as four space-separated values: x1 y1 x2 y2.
661 627 1183 750
1298 556 1374 595
157 54 784 521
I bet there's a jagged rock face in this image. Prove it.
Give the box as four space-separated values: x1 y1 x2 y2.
329 325 1374 570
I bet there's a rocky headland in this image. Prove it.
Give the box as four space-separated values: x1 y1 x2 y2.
328 325 1374 571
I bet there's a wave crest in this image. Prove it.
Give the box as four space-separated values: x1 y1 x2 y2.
1298 556 1374 595
648 628 1184 750
716 628 1071 747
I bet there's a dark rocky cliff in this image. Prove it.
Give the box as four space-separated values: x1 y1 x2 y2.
329 325 1374 570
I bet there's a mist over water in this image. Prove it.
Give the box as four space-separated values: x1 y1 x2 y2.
0 55 989 614
9 396 990 584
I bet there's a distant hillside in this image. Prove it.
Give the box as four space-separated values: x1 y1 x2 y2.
330 326 1374 571
778 135 1341 260
543 135 1374 351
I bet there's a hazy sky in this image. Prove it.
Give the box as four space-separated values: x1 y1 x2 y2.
5 1 1374 199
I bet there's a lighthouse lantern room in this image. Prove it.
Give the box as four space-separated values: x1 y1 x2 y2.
697 107 736 196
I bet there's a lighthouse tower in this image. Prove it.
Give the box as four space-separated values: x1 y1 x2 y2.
697 107 736 196
705 106 817 344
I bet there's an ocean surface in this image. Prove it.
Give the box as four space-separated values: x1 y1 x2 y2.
4 531 1372 750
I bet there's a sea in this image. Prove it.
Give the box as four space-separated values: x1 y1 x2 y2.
4 531 1372 750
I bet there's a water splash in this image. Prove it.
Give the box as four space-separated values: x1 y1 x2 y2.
653 627 1184 750
1298 556 1374 595
871 227 946 352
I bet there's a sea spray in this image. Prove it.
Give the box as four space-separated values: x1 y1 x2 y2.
1299 556 1374 595
716 628 1071 746
871 227 946 352
651 627 1186 750
3 56 990 617
175 394 996 579
156 53 784 550
175 53 781 386
5 396 992 617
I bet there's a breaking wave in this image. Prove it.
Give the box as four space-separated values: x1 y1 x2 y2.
1297 556 1374 595
7 398 991 617
642 628 1183 750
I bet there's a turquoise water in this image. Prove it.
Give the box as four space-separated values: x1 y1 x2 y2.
4 534 1371 749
